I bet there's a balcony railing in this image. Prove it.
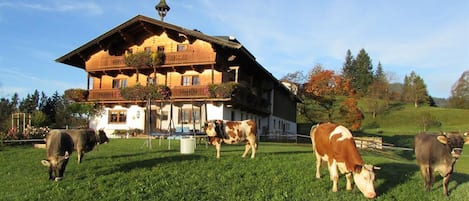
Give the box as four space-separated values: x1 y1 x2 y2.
171 85 209 98
88 89 124 101
87 51 216 71
88 86 211 101
87 84 270 113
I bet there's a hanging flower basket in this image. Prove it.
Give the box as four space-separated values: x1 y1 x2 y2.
120 84 171 101
64 88 89 102
124 51 165 68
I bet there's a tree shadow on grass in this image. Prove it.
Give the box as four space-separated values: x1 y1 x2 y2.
375 162 419 196
113 154 203 173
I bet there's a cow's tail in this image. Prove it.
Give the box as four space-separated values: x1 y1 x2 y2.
310 123 320 152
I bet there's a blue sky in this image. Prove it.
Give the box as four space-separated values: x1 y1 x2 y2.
0 0 468 99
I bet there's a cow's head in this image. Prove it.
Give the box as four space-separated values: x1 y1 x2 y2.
437 132 469 159
97 130 109 144
353 164 380 199
41 151 70 181
204 120 223 137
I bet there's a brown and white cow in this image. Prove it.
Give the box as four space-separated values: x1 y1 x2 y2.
41 130 74 181
204 119 257 159
310 123 379 199
414 132 469 196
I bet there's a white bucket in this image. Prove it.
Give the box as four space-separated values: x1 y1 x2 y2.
180 137 195 154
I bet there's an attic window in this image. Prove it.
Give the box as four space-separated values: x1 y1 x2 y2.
177 44 187 52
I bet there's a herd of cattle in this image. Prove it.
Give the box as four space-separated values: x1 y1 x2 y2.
40 120 468 198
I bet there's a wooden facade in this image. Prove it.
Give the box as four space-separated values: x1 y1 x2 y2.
56 15 299 136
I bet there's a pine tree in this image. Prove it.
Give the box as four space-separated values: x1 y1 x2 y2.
352 49 374 95
342 49 355 78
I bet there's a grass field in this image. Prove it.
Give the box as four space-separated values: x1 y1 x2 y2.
1 139 468 201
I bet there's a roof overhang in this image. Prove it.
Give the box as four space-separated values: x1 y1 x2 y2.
56 15 243 69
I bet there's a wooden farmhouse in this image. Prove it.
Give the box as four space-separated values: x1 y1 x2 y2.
56 14 300 139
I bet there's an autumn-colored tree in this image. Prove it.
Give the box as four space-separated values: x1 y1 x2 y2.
339 97 363 131
304 67 351 122
358 62 390 119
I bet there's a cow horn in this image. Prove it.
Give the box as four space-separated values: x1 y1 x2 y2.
373 166 381 170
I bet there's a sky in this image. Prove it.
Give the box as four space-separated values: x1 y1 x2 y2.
0 0 468 100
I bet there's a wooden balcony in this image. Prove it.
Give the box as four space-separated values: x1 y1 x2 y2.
88 85 211 101
88 89 124 101
87 51 216 71
171 85 210 98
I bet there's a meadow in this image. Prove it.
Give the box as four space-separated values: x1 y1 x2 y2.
1 139 468 201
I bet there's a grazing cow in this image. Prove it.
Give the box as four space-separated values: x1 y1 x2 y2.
414 132 469 196
204 119 257 158
41 130 73 181
310 123 379 199
63 129 107 163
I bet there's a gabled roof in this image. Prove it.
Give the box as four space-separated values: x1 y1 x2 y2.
56 15 245 69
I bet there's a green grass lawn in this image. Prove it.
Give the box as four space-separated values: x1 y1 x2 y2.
1 139 468 201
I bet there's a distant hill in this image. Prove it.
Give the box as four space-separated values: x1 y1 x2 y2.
362 104 469 136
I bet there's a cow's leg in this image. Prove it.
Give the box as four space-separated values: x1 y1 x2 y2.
215 143 221 159
314 152 322 179
329 161 339 192
345 172 353 190
442 173 451 196
244 138 256 158
242 143 251 158
419 165 431 191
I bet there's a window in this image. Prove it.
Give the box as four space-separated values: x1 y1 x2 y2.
109 110 126 123
148 77 157 85
178 109 200 124
181 75 200 86
144 47 152 53
112 79 127 89
161 111 169 121
127 48 133 54
177 44 187 52
157 46 165 53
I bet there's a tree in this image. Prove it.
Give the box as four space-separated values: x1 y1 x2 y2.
339 97 363 131
342 49 374 96
281 71 307 85
342 49 355 78
304 67 351 122
448 70 469 109
401 71 429 107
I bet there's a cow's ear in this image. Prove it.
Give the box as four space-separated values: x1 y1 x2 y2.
41 160 51 167
464 137 469 144
437 135 448 144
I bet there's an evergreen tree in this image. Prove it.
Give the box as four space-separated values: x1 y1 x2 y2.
19 90 40 114
342 49 355 78
374 62 386 81
352 49 374 95
401 71 429 107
